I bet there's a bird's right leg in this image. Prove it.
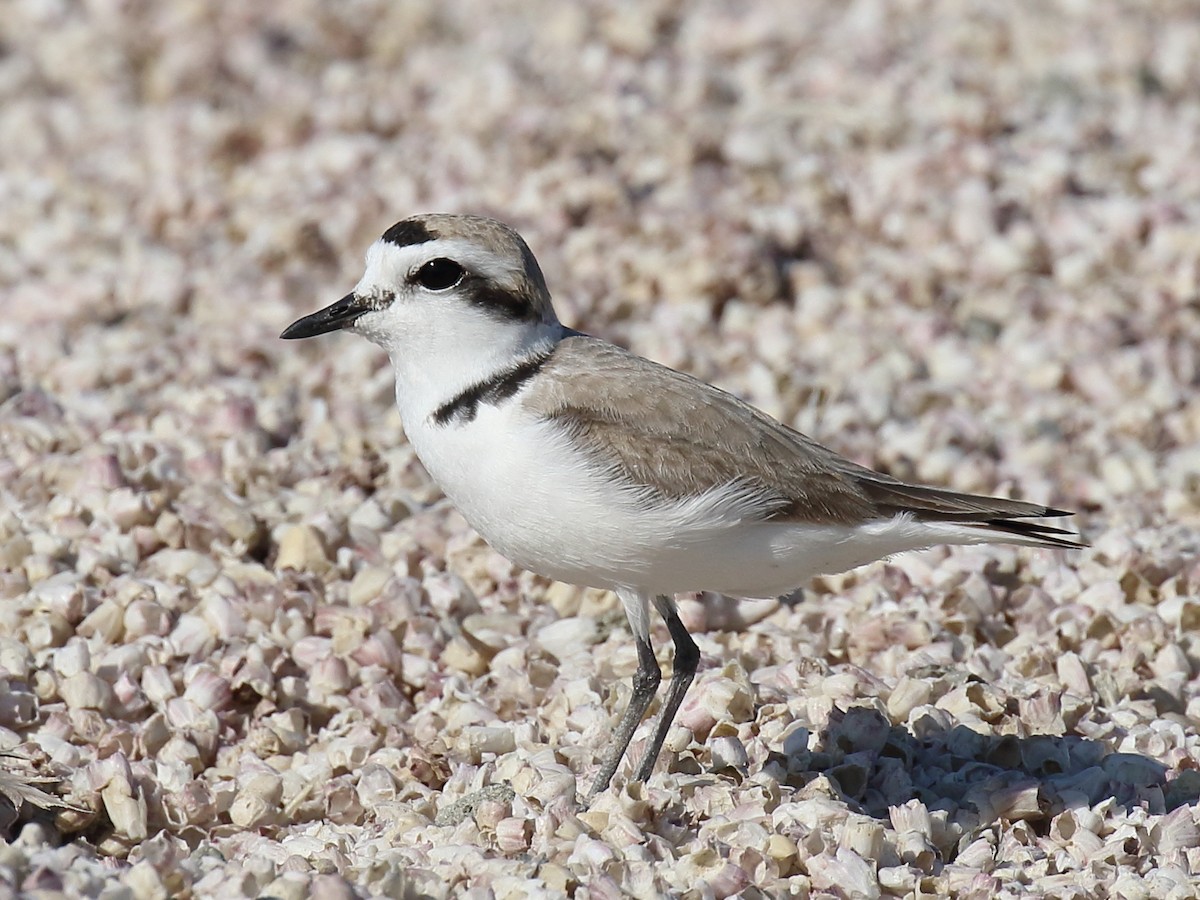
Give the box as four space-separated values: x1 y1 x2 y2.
588 589 661 799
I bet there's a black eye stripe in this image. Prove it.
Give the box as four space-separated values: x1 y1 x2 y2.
462 277 539 321
413 258 465 291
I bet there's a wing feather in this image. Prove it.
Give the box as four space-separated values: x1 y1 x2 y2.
526 336 1080 545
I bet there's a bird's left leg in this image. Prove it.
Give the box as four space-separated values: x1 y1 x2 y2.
631 594 700 783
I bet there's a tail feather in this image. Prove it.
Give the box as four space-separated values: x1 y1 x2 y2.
853 475 1085 549
971 518 1086 549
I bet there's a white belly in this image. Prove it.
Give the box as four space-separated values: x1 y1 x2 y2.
407 404 695 590
405 404 976 598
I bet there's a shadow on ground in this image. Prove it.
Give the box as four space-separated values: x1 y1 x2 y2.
762 706 1197 825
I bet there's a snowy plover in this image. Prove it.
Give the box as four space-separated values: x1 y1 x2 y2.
282 214 1081 797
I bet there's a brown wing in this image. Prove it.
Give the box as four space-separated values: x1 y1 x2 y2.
526 336 1079 544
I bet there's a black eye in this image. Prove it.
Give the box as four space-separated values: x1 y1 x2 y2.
414 258 465 291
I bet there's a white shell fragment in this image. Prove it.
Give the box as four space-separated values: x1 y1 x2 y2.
708 734 749 774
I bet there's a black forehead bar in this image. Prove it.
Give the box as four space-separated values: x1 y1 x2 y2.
381 220 438 247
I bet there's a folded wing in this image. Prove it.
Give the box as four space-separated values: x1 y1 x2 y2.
527 336 1082 548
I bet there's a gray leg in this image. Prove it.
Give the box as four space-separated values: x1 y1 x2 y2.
631 595 700 783
588 590 662 798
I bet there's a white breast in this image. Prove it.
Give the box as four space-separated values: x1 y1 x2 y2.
405 400 696 590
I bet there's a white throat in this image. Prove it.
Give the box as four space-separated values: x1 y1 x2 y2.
374 314 566 427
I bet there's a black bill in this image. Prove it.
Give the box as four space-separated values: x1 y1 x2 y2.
280 293 366 339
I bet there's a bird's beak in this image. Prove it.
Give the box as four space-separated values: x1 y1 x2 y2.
280 293 367 339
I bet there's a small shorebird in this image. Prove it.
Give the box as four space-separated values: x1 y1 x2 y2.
282 214 1081 797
